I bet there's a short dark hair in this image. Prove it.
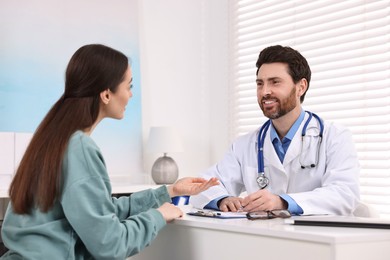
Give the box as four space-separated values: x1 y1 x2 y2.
256 45 311 103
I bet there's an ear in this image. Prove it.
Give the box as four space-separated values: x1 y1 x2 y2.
100 89 111 105
297 78 308 97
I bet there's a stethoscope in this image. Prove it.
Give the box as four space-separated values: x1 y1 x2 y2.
256 111 324 189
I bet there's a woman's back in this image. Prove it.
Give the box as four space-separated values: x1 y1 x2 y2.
1 131 168 259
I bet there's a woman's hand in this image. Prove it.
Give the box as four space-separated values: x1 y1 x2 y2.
157 202 183 222
167 177 219 197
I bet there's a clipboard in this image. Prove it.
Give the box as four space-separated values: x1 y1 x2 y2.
187 210 247 219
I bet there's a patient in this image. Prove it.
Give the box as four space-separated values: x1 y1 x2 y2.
0 44 218 259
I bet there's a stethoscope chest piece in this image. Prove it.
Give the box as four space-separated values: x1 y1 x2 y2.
256 174 269 189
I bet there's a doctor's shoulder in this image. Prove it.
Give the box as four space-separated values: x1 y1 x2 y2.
322 120 355 145
230 129 258 153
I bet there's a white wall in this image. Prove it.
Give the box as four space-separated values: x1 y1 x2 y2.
0 0 231 187
0 132 32 197
0 0 144 184
138 0 230 178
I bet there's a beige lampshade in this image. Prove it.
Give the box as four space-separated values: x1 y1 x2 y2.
146 127 183 154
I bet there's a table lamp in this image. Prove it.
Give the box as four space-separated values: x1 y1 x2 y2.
146 127 183 184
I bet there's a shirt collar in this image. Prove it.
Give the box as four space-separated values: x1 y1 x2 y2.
270 109 305 143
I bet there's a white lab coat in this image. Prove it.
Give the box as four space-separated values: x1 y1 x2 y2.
190 113 360 215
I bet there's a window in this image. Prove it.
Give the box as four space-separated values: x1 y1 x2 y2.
229 0 390 218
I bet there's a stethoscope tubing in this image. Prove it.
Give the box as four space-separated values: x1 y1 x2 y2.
257 111 324 175
257 120 271 175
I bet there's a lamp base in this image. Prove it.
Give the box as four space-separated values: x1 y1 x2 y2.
151 154 179 184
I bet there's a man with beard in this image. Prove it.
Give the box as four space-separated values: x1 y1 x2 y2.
190 45 360 216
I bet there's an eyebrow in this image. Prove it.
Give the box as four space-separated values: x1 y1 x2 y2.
256 77 281 82
129 78 133 84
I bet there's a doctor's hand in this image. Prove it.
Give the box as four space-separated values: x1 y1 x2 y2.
219 197 244 212
157 202 183 223
241 189 287 212
167 177 219 197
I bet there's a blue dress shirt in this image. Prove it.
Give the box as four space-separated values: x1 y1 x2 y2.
269 110 305 215
270 110 305 163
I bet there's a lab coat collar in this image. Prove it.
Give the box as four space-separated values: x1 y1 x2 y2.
283 112 322 166
256 111 323 172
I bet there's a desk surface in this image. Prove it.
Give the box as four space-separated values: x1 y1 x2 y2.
189 209 390 243
131 206 390 260
176 207 390 244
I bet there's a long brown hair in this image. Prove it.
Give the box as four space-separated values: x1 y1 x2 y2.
9 44 129 214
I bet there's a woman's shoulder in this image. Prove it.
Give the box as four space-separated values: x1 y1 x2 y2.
65 130 104 166
69 130 96 145
62 131 108 190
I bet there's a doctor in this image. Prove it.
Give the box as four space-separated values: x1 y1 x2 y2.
190 45 360 215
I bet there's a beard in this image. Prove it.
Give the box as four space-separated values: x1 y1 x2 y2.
259 86 298 119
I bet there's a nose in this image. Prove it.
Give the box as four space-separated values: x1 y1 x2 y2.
258 83 271 97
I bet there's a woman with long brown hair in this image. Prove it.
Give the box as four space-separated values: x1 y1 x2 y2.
1 44 218 259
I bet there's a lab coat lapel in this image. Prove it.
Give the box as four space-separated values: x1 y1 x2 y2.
262 129 285 172
283 113 319 166
282 124 303 166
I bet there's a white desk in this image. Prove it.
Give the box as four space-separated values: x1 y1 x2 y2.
131 206 390 260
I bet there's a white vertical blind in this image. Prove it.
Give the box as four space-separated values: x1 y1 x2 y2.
229 0 390 218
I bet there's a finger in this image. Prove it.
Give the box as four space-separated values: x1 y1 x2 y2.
190 177 209 183
233 200 243 211
195 182 211 192
219 198 237 212
241 197 249 207
199 177 218 186
220 203 229 212
223 199 240 212
242 190 263 206
242 195 255 207
209 178 220 186
197 178 219 192
209 177 219 183
227 203 239 212
204 179 219 189
243 197 262 212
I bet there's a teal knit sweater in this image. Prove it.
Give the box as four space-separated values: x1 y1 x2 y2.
1 131 170 259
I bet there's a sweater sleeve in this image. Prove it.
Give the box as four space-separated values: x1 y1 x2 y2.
112 186 172 220
61 133 169 259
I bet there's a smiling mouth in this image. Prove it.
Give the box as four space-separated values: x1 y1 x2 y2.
262 99 278 107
